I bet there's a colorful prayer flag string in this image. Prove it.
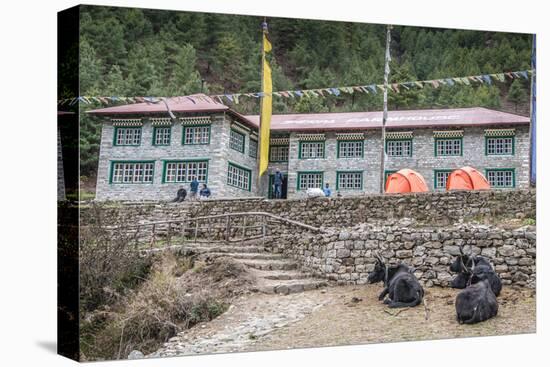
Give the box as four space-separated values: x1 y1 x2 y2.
57 69 534 105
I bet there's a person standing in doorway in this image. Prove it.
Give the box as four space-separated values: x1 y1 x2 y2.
189 176 199 201
273 169 284 199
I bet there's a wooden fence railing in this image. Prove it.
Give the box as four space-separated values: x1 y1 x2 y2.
107 211 324 250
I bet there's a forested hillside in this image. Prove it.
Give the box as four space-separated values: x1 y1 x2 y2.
74 5 533 176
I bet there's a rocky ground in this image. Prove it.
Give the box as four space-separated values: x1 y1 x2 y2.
149 284 536 359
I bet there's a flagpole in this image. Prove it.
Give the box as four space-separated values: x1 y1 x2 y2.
257 18 267 197
529 34 536 187
379 25 392 194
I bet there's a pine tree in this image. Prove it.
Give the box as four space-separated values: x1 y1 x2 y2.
508 79 528 112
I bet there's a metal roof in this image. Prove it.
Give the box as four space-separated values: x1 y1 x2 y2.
87 95 529 131
87 94 228 115
87 94 257 129
244 107 530 131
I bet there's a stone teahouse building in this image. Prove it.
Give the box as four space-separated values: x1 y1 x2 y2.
89 94 530 201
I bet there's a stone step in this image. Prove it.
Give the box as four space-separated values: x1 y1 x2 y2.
254 279 328 295
183 245 269 254
205 252 286 261
237 259 298 271
250 269 315 281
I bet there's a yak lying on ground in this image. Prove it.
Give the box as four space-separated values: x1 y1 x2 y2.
455 277 499 324
449 248 502 297
367 253 424 308
449 255 491 289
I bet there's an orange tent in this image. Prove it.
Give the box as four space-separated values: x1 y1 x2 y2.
446 166 491 190
385 169 429 194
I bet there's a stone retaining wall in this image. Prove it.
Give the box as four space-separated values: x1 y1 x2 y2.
270 224 536 288
81 189 535 228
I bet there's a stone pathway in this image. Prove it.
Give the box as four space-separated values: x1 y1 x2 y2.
148 285 535 359
149 291 327 358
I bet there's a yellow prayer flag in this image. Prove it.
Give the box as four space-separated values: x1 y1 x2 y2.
259 53 272 177
263 32 272 53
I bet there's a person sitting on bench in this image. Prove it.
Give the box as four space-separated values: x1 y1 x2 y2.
172 186 187 202
199 183 211 200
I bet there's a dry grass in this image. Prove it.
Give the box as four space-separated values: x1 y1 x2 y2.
249 285 536 352
80 253 254 361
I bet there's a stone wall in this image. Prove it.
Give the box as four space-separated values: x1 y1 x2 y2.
81 189 534 229
80 189 536 288
270 223 536 288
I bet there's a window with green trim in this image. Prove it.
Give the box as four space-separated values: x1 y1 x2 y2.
434 170 452 189
486 137 514 155
153 127 171 146
386 140 412 157
486 169 515 188
114 127 141 146
249 139 258 158
227 163 251 190
337 140 364 158
299 141 324 159
337 171 363 190
229 129 245 152
269 145 289 162
384 170 397 186
164 161 208 183
111 162 154 183
183 125 210 145
435 138 462 156
297 172 323 190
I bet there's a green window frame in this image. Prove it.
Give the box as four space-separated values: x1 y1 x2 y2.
162 159 209 183
113 127 142 146
182 125 211 145
109 161 155 184
337 140 364 158
152 126 171 146
386 139 413 157
336 171 363 190
249 139 258 158
434 138 462 156
485 136 515 155
384 170 397 187
434 169 453 189
485 168 516 188
229 129 246 153
227 162 252 191
269 145 289 162
297 171 324 191
298 141 325 159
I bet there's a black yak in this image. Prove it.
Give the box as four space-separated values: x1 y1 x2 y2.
367 253 424 308
455 278 498 324
449 247 502 296
470 263 502 297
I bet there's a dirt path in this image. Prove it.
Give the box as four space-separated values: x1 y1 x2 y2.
151 285 535 358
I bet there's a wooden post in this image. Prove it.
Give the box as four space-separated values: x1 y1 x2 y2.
194 219 199 243
134 225 140 250
181 220 187 244
379 25 392 194
261 215 266 247
242 216 247 243
150 224 156 250
225 215 231 242
167 222 172 248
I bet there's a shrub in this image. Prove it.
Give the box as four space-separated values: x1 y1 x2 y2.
80 253 250 360
79 222 153 312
